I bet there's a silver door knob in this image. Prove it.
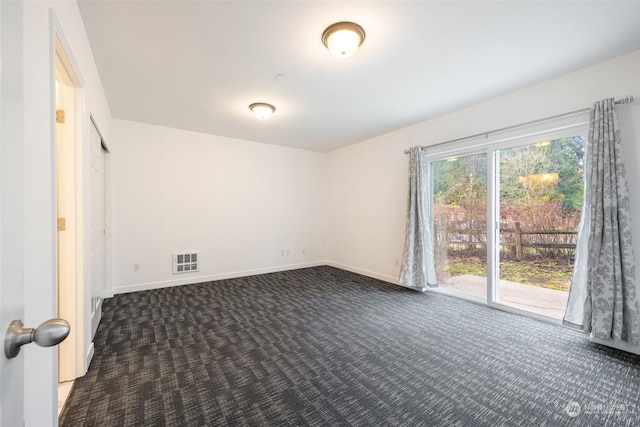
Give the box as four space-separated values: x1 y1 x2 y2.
4 318 70 359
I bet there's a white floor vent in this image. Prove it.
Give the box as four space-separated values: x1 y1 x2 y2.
172 252 199 274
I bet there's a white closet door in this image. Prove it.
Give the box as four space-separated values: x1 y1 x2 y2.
90 120 105 338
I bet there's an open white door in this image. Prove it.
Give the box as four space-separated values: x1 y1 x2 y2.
2 2 66 425
1 1 27 424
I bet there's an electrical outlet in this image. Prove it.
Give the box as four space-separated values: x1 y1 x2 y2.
133 263 140 271
302 248 306 255
286 249 290 256
280 250 285 256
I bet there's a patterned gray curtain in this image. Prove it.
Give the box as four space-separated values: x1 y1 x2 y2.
564 98 639 344
399 147 437 291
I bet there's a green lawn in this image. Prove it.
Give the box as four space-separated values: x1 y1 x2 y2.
443 252 573 291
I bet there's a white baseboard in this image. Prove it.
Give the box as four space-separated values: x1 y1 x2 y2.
326 261 399 286
113 261 328 295
84 341 94 376
591 336 640 356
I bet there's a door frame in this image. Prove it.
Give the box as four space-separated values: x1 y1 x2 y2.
54 14 92 380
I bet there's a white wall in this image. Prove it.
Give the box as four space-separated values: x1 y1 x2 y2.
22 0 112 425
327 48 640 286
106 48 638 299
110 119 327 293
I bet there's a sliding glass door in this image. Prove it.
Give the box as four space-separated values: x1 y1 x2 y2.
432 153 487 301
428 128 586 321
495 136 584 318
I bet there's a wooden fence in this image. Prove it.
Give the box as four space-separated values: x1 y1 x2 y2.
436 221 577 261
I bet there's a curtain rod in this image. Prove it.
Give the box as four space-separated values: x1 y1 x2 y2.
404 95 634 154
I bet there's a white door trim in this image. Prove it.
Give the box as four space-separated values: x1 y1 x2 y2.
53 11 91 381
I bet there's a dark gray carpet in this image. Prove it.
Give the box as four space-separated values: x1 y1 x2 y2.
59 266 640 426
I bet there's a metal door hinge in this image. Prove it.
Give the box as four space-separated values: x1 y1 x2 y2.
56 109 65 123
58 217 66 231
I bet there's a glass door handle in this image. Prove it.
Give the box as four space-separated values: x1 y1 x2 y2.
4 318 70 359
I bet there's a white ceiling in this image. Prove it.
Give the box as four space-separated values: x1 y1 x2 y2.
78 1 640 153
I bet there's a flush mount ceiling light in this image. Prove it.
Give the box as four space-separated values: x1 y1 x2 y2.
322 21 365 58
249 102 276 119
